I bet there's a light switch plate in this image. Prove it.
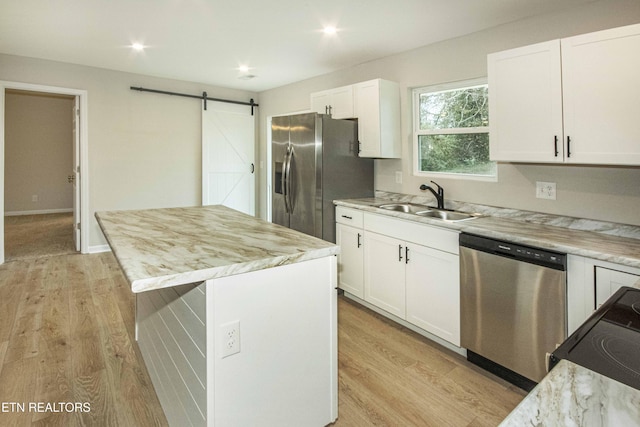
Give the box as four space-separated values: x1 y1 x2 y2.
536 181 556 200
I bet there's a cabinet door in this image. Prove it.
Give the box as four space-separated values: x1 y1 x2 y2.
336 223 364 298
561 24 640 165
355 79 401 158
405 244 460 346
311 91 332 115
488 40 564 163
363 231 406 318
328 86 354 119
310 86 354 119
595 266 640 309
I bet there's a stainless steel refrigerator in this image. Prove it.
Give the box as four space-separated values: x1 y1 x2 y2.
272 113 374 243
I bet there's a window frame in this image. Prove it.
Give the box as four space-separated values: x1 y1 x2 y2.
412 78 496 182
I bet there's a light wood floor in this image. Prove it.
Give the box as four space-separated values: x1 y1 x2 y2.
0 252 525 426
0 253 168 426
335 297 526 426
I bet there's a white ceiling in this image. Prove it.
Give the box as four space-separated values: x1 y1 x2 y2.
1 0 595 92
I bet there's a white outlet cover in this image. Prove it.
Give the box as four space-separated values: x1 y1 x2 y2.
219 320 241 358
536 181 556 200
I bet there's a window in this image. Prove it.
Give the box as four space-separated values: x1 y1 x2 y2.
413 79 495 179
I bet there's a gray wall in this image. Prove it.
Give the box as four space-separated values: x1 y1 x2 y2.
1 55 258 249
5 90 74 214
257 0 640 226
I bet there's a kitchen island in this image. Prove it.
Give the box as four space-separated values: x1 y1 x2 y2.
96 205 339 427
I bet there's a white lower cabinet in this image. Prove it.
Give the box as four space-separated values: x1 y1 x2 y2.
358 212 460 346
405 244 460 347
363 231 407 318
595 266 640 308
567 255 640 334
336 223 364 299
336 207 365 299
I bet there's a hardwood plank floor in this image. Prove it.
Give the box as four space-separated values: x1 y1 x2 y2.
0 252 525 426
334 296 526 427
0 253 168 426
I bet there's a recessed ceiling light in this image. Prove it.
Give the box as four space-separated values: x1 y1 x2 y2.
323 26 337 35
238 65 250 73
131 43 145 51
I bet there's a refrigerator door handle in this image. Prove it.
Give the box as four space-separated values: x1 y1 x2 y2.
282 150 290 213
285 147 294 213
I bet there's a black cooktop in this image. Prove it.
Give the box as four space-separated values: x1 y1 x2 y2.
550 286 640 390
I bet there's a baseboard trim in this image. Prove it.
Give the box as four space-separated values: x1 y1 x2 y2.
5 208 74 216
89 245 111 254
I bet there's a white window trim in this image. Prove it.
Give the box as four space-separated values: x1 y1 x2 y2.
412 78 497 182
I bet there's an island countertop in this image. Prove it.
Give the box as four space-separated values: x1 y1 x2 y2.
96 205 339 293
499 359 640 426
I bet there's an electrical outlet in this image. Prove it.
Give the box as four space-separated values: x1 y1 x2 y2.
32 195 39 202
220 320 240 358
536 181 556 200
395 171 402 184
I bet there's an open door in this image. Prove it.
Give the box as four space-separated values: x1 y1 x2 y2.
202 101 255 215
72 96 80 251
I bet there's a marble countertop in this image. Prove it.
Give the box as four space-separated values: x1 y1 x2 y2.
96 205 339 293
335 197 640 269
499 359 640 426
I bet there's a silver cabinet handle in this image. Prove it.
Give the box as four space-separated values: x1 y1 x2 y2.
357 233 362 248
398 244 403 262
405 246 410 264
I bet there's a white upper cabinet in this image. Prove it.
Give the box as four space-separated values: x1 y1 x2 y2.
561 25 640 165
489 40 564 163
310 85 354 119
310 79 401 158
354 79 401 158
489 23 640 165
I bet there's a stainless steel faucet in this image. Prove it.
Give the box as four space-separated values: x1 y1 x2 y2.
419 181 445 209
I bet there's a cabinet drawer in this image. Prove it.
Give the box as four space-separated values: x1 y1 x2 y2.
363 213 458 255
336 206 364 228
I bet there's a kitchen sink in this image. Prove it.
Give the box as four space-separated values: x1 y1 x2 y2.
376 203 431 214
415 210 480 222
375 203 481 222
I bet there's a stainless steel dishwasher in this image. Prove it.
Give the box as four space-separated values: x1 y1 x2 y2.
460 233 567 390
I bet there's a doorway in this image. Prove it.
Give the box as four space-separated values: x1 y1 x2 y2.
0 81 89 264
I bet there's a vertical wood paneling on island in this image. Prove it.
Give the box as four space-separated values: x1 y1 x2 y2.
137 282 207 427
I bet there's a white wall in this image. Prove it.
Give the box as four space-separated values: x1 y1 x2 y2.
1 55 258 249
257 0 640 226
5 90 74 214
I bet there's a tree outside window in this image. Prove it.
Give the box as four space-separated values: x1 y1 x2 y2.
414 81 496 178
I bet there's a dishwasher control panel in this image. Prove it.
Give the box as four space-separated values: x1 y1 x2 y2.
460 233 566 270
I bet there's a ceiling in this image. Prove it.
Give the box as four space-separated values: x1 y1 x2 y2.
1 0 596 92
